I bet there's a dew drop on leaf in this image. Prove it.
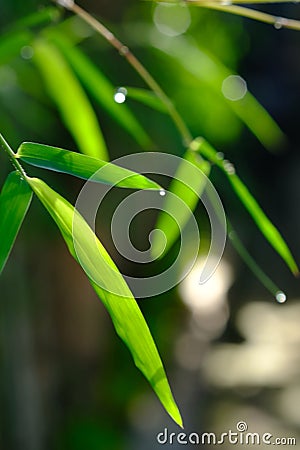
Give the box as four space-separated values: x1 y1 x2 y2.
275 291 287 303
274 18 287 30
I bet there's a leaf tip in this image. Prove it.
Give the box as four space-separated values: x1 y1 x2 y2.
293 269 300 278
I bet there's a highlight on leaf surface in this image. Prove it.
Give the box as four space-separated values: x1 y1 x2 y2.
28 176 182 427
0 171 32 275
32 38 108 160
17 142 162 190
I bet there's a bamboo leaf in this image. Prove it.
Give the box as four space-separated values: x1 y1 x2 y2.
49 33 153 148
17 142 161 190
28 177 182 427
0 171 32 275
228 225 284 298
152 35 284 151
10 7 61 31
197 138 299 275
228 174 299 275
32 38 108 160
0 31 32 64
152 149 210 258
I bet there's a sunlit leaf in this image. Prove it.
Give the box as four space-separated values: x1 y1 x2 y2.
17 142 161 190
28 177 182 427
49 33 153 148
32 39 108 160
152 149 210 258
0 171 32 275
197 138 299 275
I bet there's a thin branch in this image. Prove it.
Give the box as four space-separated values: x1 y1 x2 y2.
148 0 300 31
53 0 193 146
195 3 300 31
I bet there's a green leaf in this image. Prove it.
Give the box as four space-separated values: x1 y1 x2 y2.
124 87 168 113
28 177 182 427
152 149 210 258
0 31 32 65
228 174 299 275
32 38 108 160
10 7 61 31
17 142 161 190
49 33 152 149
152 35 284 151
197 138 299 275
228 224 283 297
0 171 32 275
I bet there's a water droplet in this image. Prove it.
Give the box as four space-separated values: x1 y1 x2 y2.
275 291 287 303
223 160 236 175
159 189 166 197
119 45 129 56
216 152 224 160
114 87 127 104
274 18 287 29
20 46 34 60
221 0 232 5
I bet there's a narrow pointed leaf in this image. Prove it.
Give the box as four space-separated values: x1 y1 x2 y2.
228 174 299 275
28 177 182 427
152 149 210 258
0 171 32 275
49 33 152 148
11 7 61 31
32 39 108 160
17 142 161 190
228 225 282 297
152 34 284 151
197 138 299 275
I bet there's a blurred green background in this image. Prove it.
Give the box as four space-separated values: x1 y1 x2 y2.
0 0 300 449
